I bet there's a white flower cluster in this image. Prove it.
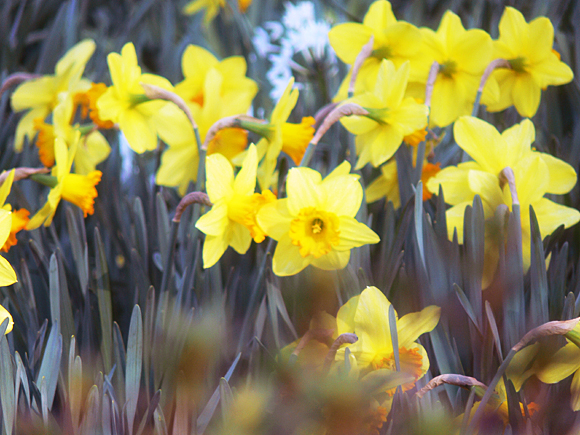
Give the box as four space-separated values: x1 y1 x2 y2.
252 1 336 100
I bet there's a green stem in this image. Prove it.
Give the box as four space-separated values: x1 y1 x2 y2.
30 174 58 188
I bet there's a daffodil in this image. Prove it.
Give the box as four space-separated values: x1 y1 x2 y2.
485 7 574 117
0 303 14 335
96 42 174 153
195 145 275 268
11 39 95 151
27 135 102 229
336 286 440 388
328 0 423 101
0 208 18 288
238 78 315 191
256 161 380 276
409 11 497 127
35 94 110 175
428 117 579 285
156 45 258 194
340 60 428 169
0 170 29 252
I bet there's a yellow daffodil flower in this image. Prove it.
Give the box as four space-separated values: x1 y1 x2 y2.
156 45 258 194
96 42 174 153
0 303 14 335
27 135 101 229
340 60 428 169
256 161 380 276
11 39 95 152
196 145 275 268
428 117 579 285
35 95 110 175
238 79 314 191
328 0 423 101
409 11 497 127
0 170 29 252
0 208 18 288
486 7 574 117
336 286 440 385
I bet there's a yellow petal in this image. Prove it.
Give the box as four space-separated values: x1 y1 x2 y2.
320 175 362 218
336 295 360 335
182 45 218 79
233 144 257 196
536 342 580 384
0 256 17 287
205 153 234 202
539 152 578 195
55 39 96 78
363 0 397 32
195 202 228 236
533 198 580 237
286 167 322 216
310 250 350 271
0 170 15 208
512 73 541 118
353 286 394 357
118 109 158 153
11 77 57 112
506 342 539 392
336 217 380 250
256 199 291 241
571 369 580 411
272 235 310 276
454 116 503 174
446 201 471 243
328 23 373 65
202 234 229 269
228 221 252 254
0 304 13 334
397 305 441 349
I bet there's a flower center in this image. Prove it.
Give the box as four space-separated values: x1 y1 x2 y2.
372 46 392 60
439 60 457 78
228 191 276 243
289 207 340 258
371 347 424 395
508 57 528 73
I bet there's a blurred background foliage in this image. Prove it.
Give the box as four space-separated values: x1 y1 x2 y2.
0 0 580 433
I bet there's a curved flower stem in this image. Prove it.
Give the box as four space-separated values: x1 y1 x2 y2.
471 59 511 117
348 35 374 98
322 333 358 373
424 61 440 123
500 167 519 206
0 167 49 185
300 103 369 168
0 73 42 98
140 83 198 130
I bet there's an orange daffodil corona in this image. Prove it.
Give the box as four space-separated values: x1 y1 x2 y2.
256 161 380 276
427 116 580 286
27 134 101 230
486 7 574 117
